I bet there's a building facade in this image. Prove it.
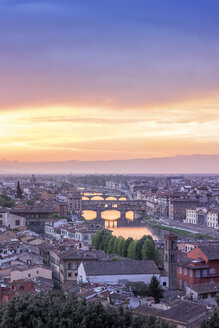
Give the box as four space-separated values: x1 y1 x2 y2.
164 232 177 290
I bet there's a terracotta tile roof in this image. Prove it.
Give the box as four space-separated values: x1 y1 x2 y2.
60 249 106 261
199 245 219 260
136 301 208 325
189 282 219 295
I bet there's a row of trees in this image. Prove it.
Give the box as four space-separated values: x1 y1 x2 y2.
92 230 163 266
0 290 171 328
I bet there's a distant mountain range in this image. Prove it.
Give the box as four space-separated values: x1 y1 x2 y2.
0 155 218 174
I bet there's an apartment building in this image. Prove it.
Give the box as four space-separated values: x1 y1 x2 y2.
184 207 208 226
169 199 198 221
11 265 52 282
0 209 26 229
206 209 219 228
67 191 82 214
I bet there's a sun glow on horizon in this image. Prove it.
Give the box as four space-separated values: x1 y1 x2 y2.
0 98 219 162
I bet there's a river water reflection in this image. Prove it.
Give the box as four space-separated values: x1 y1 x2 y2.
83 209 135 221
83 209 157 240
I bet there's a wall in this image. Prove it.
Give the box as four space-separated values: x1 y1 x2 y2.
11 266 52 282
0 212 26 229
78 264 160 285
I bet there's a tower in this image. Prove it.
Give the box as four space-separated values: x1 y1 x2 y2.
164 232 178 290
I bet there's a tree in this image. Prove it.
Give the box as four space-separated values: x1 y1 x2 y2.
123 237 134 257
155 248 163 267
92 230 99 248
107 236 117 254
142 238 156 261
112 237 119 254
51 213 61 220
99 230 110 250
127 240 137 259
126 282 148 297
0 290 171 328
104 233 113 252
0 194 15 208
135 235 148 260
16 181 23 199
25 200 34 206
92 230 105 249
117 237 126 256
148 276 163 303
200 310 219 328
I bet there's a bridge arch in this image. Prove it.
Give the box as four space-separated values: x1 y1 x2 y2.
82 210 97 220
91 196 104 201
82 196 89 200
105 196 117 201
118 196 127 201
101 209 121 220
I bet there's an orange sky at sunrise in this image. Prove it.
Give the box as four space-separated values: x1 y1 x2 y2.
0 98 219 162
0 1 219 163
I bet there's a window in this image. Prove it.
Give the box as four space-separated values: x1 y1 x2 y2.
184 268 187 275
190 269 193 277
211 292 216 297
210 268 216 274
202 294 208 299
68 272 72 277
203 269 208 277
0 220 2 225
28 273 31 277
196 270 200 277
184 281 187 289
163 282 167 286
171 240 174 250
75 273 78 277
19 286 24 291
179 266 182 274
37 271 39 274
15 220 20 226
68 263 71 270
179 280 182 288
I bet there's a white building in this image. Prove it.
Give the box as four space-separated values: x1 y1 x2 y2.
0 210 26 229
184 208 207 226
78 260 168 287
44 219 67 239
206 209 219 228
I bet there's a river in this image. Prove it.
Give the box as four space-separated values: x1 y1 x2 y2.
83 209 157 240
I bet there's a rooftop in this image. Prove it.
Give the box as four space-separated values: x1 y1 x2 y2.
188 282 219 295
82 259 160 276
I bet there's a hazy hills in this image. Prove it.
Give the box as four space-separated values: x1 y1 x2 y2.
0 155 218 175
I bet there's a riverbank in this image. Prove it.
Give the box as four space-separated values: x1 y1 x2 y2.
143 218 214 240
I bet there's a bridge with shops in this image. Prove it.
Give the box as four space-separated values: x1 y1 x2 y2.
82 199 146 227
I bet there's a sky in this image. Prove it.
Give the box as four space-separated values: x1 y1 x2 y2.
0 0 219 162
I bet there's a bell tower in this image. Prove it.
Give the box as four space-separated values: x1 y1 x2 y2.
164 232 178 290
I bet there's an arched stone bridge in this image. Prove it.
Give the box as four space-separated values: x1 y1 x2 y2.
82 199 146 211
82 194 127 201
82 199 146 227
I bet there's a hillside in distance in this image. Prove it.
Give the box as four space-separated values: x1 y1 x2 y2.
0 155 218 174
